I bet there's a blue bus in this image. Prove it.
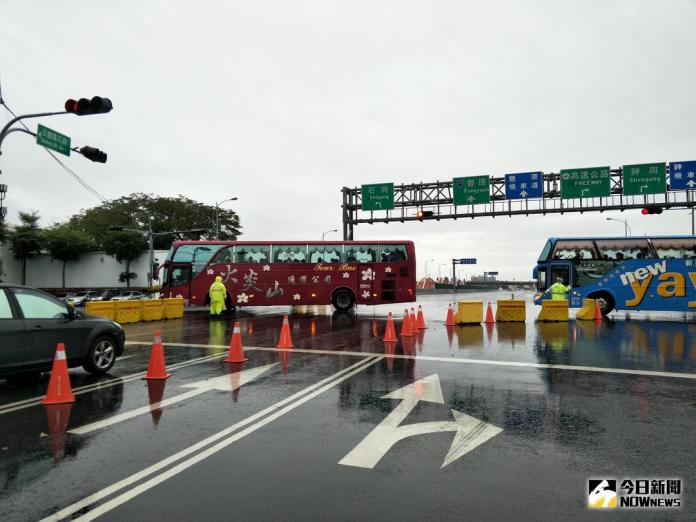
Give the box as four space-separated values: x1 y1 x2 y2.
533 236 696 315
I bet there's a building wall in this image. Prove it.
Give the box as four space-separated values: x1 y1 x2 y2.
0 244 169 289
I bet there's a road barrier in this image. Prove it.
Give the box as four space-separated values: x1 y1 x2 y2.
84 301 115 321
537 300 569 322
86 297 184 324
495 300 526 322
453 301 483 324
115 300 143 324
575 299 596 321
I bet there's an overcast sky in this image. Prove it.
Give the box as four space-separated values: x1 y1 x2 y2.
1 0 695 280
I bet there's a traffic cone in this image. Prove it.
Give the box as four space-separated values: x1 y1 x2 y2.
143 331 171 380
43 343 75 405
445 303 455 326
594 300 603 321
400 309 413 337
383 312 398 342
410 307 417 332
277 315 294 348
484 302 495 324
416 305 427 329
225 321 248 363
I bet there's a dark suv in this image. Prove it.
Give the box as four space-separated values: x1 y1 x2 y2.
0 284 125 378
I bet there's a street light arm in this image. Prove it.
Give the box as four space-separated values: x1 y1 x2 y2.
0 111 68 150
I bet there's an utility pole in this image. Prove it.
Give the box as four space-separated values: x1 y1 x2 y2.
214 197 238 240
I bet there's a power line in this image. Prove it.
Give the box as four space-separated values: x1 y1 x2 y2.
0 99 109 203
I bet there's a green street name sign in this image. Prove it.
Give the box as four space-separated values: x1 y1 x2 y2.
453 175 490 205
622 162 666 195
36 124 71 156
361 183 394 211
560 166 610 199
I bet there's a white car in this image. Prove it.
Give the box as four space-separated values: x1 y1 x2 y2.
110 290 147 301
65 291 100 306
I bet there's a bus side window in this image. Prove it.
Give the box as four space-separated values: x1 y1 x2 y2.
212 246 234 264
274 246 293 262
290 247 306 263
308 245 325 263
345 248 357 262
234 247 250 263
246 246 270 263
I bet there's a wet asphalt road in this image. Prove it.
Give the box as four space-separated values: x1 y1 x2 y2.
1 291 696 521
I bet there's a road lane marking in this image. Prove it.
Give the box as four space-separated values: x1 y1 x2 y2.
41 355 380 522
128 342 696 381
0 354 224 416
339 374 502 469
68 363 278 435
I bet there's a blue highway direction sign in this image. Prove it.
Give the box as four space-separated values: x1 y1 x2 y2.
669 161 696 190
505 172 543 199
457 258 477 265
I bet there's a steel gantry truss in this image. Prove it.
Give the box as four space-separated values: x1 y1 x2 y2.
341 168 696 240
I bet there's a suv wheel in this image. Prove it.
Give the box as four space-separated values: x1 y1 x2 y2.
83 335 117 375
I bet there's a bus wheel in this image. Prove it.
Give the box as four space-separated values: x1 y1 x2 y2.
332 289 355 312
589 292 614 316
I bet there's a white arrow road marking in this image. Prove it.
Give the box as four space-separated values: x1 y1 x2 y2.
339 374 502 469
68 363 277 435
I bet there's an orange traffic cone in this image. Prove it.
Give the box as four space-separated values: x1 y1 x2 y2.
410 307 417 332
594 300 603 321
225 321 248 363
400 309 414 337
143 331 171 380
445 303 455 326
484 302 495 324
416 305 427 329
43 343 75 405
383 312 398 342
277 315 294 348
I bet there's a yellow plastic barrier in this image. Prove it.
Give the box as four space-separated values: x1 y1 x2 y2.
537 300 569 322
163 297 184 319
85 301 116 321
114 300 143 324
453 301 483 324
495 300 526 322
142 299 164 321
575 299 596 321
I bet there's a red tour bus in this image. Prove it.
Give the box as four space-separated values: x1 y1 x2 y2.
160 240 416 311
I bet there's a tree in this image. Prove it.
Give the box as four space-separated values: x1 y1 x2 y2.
68 193 242 249
102 231 148 288
44 224 94 288
9 211 44 285
0 219 7 244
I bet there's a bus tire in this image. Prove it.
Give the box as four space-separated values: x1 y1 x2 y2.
589 292 614 316
332 289 355 312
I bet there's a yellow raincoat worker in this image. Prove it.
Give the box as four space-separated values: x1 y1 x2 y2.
544 277 572 301
209 276 227 316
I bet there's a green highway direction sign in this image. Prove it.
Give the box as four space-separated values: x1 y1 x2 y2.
560 166 610 199
36 124 71 156
361 183 394 211
622 162 666 195
453 175 490 205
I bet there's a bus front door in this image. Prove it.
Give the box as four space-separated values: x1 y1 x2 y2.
547 261 574 297
168 263 192 304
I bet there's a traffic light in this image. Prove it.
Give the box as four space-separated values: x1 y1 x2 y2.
416 210 434 221
78 146 107 163
641 206 663 215
65 96 113 115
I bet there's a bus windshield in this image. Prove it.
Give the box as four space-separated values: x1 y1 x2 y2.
170 244 224 277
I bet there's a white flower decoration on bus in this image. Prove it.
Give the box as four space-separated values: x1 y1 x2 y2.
206 268 214 276
293 293 301 301
262 264 271 272
361 290 371 299
342 272 350 279
384 266 392 273
237 293 249 304
361 268 374 281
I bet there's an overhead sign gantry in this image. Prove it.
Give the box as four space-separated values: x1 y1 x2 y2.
341 160 696 240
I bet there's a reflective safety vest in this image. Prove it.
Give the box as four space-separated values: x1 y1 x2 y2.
546 282 571 301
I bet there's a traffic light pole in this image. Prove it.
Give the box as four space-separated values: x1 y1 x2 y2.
0 111 67 155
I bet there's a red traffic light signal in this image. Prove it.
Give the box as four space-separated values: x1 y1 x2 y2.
416 210 434 221
65 96 113 115
641 206 663 215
